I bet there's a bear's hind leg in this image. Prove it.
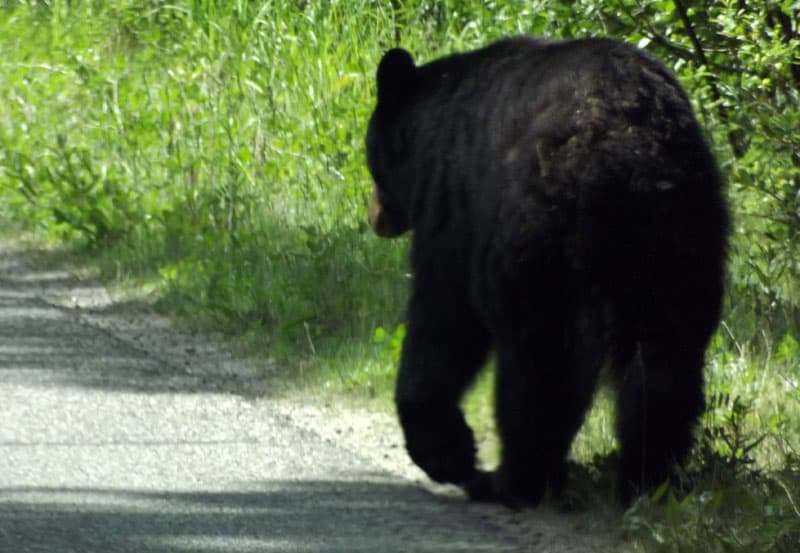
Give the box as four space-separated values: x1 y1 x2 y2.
611 262 722 503
613 338 706 503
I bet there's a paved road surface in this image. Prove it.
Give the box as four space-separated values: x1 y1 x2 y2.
0 247 606 552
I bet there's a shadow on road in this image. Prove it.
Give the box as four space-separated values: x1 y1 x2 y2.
0 480 527 552
1 246 276 396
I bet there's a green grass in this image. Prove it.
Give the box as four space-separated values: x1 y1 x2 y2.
0 0 409 374
1 2 799 551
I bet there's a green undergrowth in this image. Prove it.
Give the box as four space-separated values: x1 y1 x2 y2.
2 1 799 551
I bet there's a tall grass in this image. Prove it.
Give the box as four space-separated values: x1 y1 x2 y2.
1 1 407 375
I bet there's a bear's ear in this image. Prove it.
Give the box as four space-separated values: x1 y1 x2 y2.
376 48 416 106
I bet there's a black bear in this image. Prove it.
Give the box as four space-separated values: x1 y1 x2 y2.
365 36 728 506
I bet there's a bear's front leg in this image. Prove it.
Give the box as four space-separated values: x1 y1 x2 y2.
395 292 491 485
396 397 478 484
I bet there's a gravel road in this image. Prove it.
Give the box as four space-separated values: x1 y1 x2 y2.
0 245 619 552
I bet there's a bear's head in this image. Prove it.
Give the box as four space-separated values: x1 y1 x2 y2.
365 48 417 238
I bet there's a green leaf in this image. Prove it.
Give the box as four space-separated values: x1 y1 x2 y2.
775 333 799 363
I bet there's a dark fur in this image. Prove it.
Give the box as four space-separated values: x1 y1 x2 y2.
366 37 729 506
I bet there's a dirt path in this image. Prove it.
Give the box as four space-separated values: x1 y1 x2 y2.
0 243 622 552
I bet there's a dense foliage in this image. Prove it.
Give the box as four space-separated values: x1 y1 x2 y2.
1 2 798 550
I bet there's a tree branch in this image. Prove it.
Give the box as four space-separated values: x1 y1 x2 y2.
767 8 800 89
600 8 696 62
673 0 710 65
673 0 746 156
